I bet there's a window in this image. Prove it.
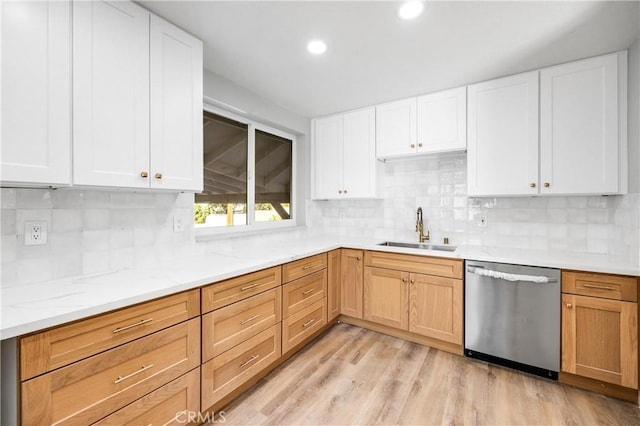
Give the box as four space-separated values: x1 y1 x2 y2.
195 108 295 232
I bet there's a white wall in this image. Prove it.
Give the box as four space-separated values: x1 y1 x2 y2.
628 38 640 194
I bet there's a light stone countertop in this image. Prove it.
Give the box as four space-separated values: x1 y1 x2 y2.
2 234 638 340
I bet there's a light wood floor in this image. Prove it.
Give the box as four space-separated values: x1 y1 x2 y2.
214 323 640 425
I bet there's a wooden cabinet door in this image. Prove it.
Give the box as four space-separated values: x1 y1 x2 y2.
375 98 417 159
364 267 409 330
73 0 150 188
327 249 341 321
409 273 463 345
312 114 343 199
1 0 71 186
150 14 203 191
340 249 363 318
540 52 624 195
467 71 539 196
343 107 376 197
417 87 466 154
562 294 638 389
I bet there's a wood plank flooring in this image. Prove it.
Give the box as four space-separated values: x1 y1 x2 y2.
213 323 640 425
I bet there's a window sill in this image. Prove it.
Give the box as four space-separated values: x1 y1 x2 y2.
194 220 303 242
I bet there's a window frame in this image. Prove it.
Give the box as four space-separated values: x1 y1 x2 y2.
196 101 297 238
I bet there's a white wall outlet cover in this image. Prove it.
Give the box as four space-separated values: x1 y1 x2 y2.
25 221 47 245
173 216 184 232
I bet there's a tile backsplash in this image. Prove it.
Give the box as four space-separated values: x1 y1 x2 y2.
306 153 640 265
1 188 196 287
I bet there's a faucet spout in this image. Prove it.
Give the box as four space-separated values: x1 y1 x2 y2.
415 207 429 242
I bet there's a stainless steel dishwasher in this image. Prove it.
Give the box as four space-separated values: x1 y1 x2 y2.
465 260 561 379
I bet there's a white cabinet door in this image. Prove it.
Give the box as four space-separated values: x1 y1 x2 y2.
467 71 539 196
417 87 466 153
540 52 625 195
73 0 150 188
1 1 71 186
150 15 203 191
343 108 376 198
313 115 343 199
375 98 417 159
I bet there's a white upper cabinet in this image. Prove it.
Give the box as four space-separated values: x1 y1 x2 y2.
1 1 71 186
73 0 150 188
540 52 626 195
313 108 376 199
376 88 467 160
416 87 467 153
467 71 540 196
73 0 203 191
375 98 417 159
150 15 203 191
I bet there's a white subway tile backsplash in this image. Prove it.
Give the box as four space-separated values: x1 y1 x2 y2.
82 250 110 275
52 209 83 233
83 230 110 252
1 188 17 209
16 189 52 209
1 210 17 235
83 209 111 230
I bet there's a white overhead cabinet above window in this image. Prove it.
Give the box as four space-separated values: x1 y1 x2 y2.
1 0 71 186
375 87 466 160
312 107 377 199
73 0 203 191
467 51 627 197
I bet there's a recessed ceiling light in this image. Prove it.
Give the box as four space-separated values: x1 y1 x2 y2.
307 39 327 55
398 1 424 20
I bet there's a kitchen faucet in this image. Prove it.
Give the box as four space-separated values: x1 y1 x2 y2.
416 207 430 242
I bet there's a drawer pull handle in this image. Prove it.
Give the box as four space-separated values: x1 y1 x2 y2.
303 318 316 328
566 303 573 308
240 354 260 368
302 289 315 296
114 364 154 384
240 283 260 291
302 265 315 270
240 314 261 325
582 284 615 291
112 318 153 334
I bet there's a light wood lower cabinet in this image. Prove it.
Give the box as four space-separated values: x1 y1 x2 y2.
327 249 341 321
201 266 281 313
201 324 281 410
282 270 327 318
202 288 281 362
409 273 463 345
562 293 638 389
340 249 363 318
21 318 200 425
364 267 409 330
282 299 327 353
282 253 327 283
94 367 200 426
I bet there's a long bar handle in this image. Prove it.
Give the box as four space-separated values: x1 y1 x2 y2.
240 314 261 325
240 283 260 291
467 266 558 283
582 284 615 291
113 318 153 334
240 354 260 368
302 265 315 270
303 319 316 327
302 288 315 295
114 364 154 384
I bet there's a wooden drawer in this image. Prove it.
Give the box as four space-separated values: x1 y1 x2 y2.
202 288 281 362
282 253 327 283
94 368 200 426
282 298 327 354
282 269 327 318
21 318 200 425
202 266 281 313
201 323 281 411
20 289 200 380
562 271 638 302
365 251 463 279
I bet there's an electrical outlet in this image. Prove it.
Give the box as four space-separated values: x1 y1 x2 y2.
173 216 184 232
25 221 47 245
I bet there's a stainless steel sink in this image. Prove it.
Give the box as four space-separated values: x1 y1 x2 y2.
378 241 457 252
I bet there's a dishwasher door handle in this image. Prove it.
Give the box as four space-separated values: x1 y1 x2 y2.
467 266 558 283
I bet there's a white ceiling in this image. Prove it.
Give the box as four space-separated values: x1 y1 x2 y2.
140 1 640 118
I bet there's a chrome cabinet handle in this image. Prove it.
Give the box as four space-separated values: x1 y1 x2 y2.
113 318 153 334
240 314 261 325
114 364 154 384
582 284 615 291
240 354 260 368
